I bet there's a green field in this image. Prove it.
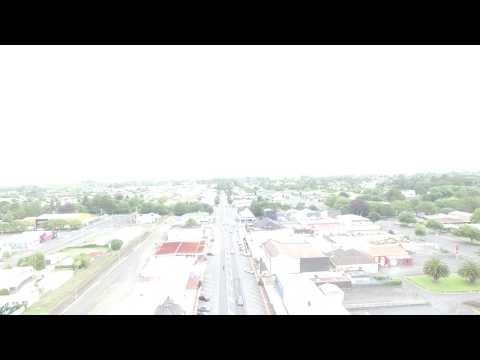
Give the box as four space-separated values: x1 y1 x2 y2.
408 274 480 293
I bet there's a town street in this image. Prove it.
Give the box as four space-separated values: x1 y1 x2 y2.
61 224 165 315
200 194 267 315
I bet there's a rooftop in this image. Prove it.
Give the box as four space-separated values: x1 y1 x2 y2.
263 240 325 259
329 248 376 266
367 244 410 257
155 241 206 255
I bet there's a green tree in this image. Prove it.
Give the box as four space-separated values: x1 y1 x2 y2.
453 225 480 243
325 195 337 208
348 199 369 217
110 239 123 251
458 261 480 284
425 219 444 231
185 218 198 227
423 258 450 282
73 253 90 270
415 201 438 215
415 224 427 236
398 211 417 224
368 212 381 222
17 252 45 271
385 188 406 202
334 197 350 213
472 208 480 223
391 200 411 215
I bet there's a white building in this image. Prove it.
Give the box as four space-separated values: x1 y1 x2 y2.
401 190 416 198
276 273 349 315
136 213 161 224
260 240 331 275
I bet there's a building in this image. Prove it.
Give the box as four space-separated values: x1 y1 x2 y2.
336 214 381 234
239 208 256 225
136 213 161 224
154 296 186 315
401 190 416 199
422 212 472 225
367 244 412 267
276 273 349 315
328 248 379 273
261 240 331 275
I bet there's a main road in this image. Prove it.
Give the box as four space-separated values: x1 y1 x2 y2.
201 193 267 315
62 224 166 315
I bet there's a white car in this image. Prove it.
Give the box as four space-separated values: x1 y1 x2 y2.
244 268 255 275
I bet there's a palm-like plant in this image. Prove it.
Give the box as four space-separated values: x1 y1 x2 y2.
458 261 480 284
423 258 450 282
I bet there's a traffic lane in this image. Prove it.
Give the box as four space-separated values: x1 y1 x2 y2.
63 228 160 315
231 228 266 315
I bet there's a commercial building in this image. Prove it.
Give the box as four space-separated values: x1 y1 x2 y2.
276 273 349 315
367 244 412 267
261 240 331 275
328 248 379 273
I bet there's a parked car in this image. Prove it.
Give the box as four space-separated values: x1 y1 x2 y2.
236 296 244 307
207 252 214 256
199 295 210 302
244 268 255 275
197 306 210 313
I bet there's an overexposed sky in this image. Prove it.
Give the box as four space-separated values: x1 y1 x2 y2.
0 45 479 186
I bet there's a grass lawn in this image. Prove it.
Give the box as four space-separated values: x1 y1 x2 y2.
408 274 480 293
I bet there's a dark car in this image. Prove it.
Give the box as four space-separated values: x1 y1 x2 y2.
199 295 210 302
206 252 214 256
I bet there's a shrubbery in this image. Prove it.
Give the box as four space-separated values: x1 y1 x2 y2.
17 252 45 271
110 239 123 251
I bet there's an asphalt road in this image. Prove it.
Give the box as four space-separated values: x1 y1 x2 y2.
62 224 162 315
200 194 267 315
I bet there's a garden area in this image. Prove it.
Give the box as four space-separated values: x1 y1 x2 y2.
408 274 480 293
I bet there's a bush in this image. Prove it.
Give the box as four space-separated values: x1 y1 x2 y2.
399 211 417 224
415 224 427 236
0 288 10 296
17 252 45 271
73 253 90 270
1 251 11 259
110 239 123 251
386 279 402 286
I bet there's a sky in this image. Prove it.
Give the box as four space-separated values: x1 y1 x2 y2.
0 45 479 186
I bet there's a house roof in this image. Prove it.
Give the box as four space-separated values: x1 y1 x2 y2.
155 241 206 255
252 217 284 230
239 208 255 219
329 248 376 266
367 244 410 257
154 297 185 315
263 240 325 259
